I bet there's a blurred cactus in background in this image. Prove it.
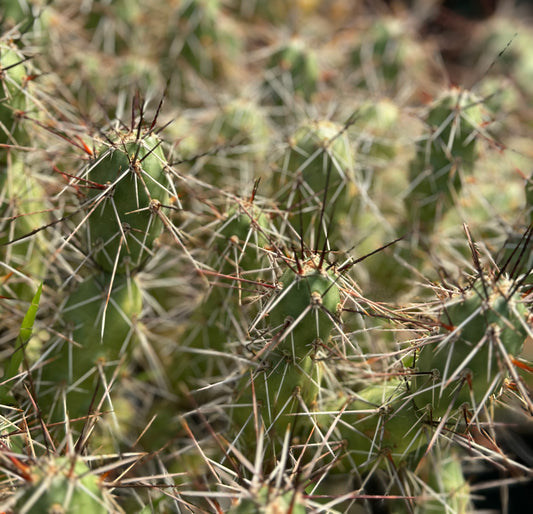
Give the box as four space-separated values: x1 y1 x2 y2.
1 1 532 513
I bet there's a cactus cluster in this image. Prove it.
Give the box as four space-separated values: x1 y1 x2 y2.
1 1 533 513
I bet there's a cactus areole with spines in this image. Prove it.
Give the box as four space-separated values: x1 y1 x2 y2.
87 132 168 273
269 258 341 349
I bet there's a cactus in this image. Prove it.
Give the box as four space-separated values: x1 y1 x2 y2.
276 118 357 245
11 455 113 513
404 87 487 236
414 272 528 419
229 256 342 467
85 131 169 274
1 3 533 513
262 37 319 107
38 272 142 422
0 41 30 152
166 0 241 81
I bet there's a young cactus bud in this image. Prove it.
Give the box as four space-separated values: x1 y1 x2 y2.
405 88 486 234
414 274 529 419
86 132 169 274
262 37 319 106
14 455 112 513
277 119 357 243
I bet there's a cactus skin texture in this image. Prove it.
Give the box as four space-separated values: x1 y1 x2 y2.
414 274 528 419
14 455 111 513
87 133 168 274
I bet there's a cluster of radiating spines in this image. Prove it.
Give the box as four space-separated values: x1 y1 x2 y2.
6 454 114 514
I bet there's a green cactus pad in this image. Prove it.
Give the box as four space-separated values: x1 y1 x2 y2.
87 133 168 273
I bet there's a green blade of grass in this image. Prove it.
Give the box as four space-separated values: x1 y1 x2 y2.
0 282 42 402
